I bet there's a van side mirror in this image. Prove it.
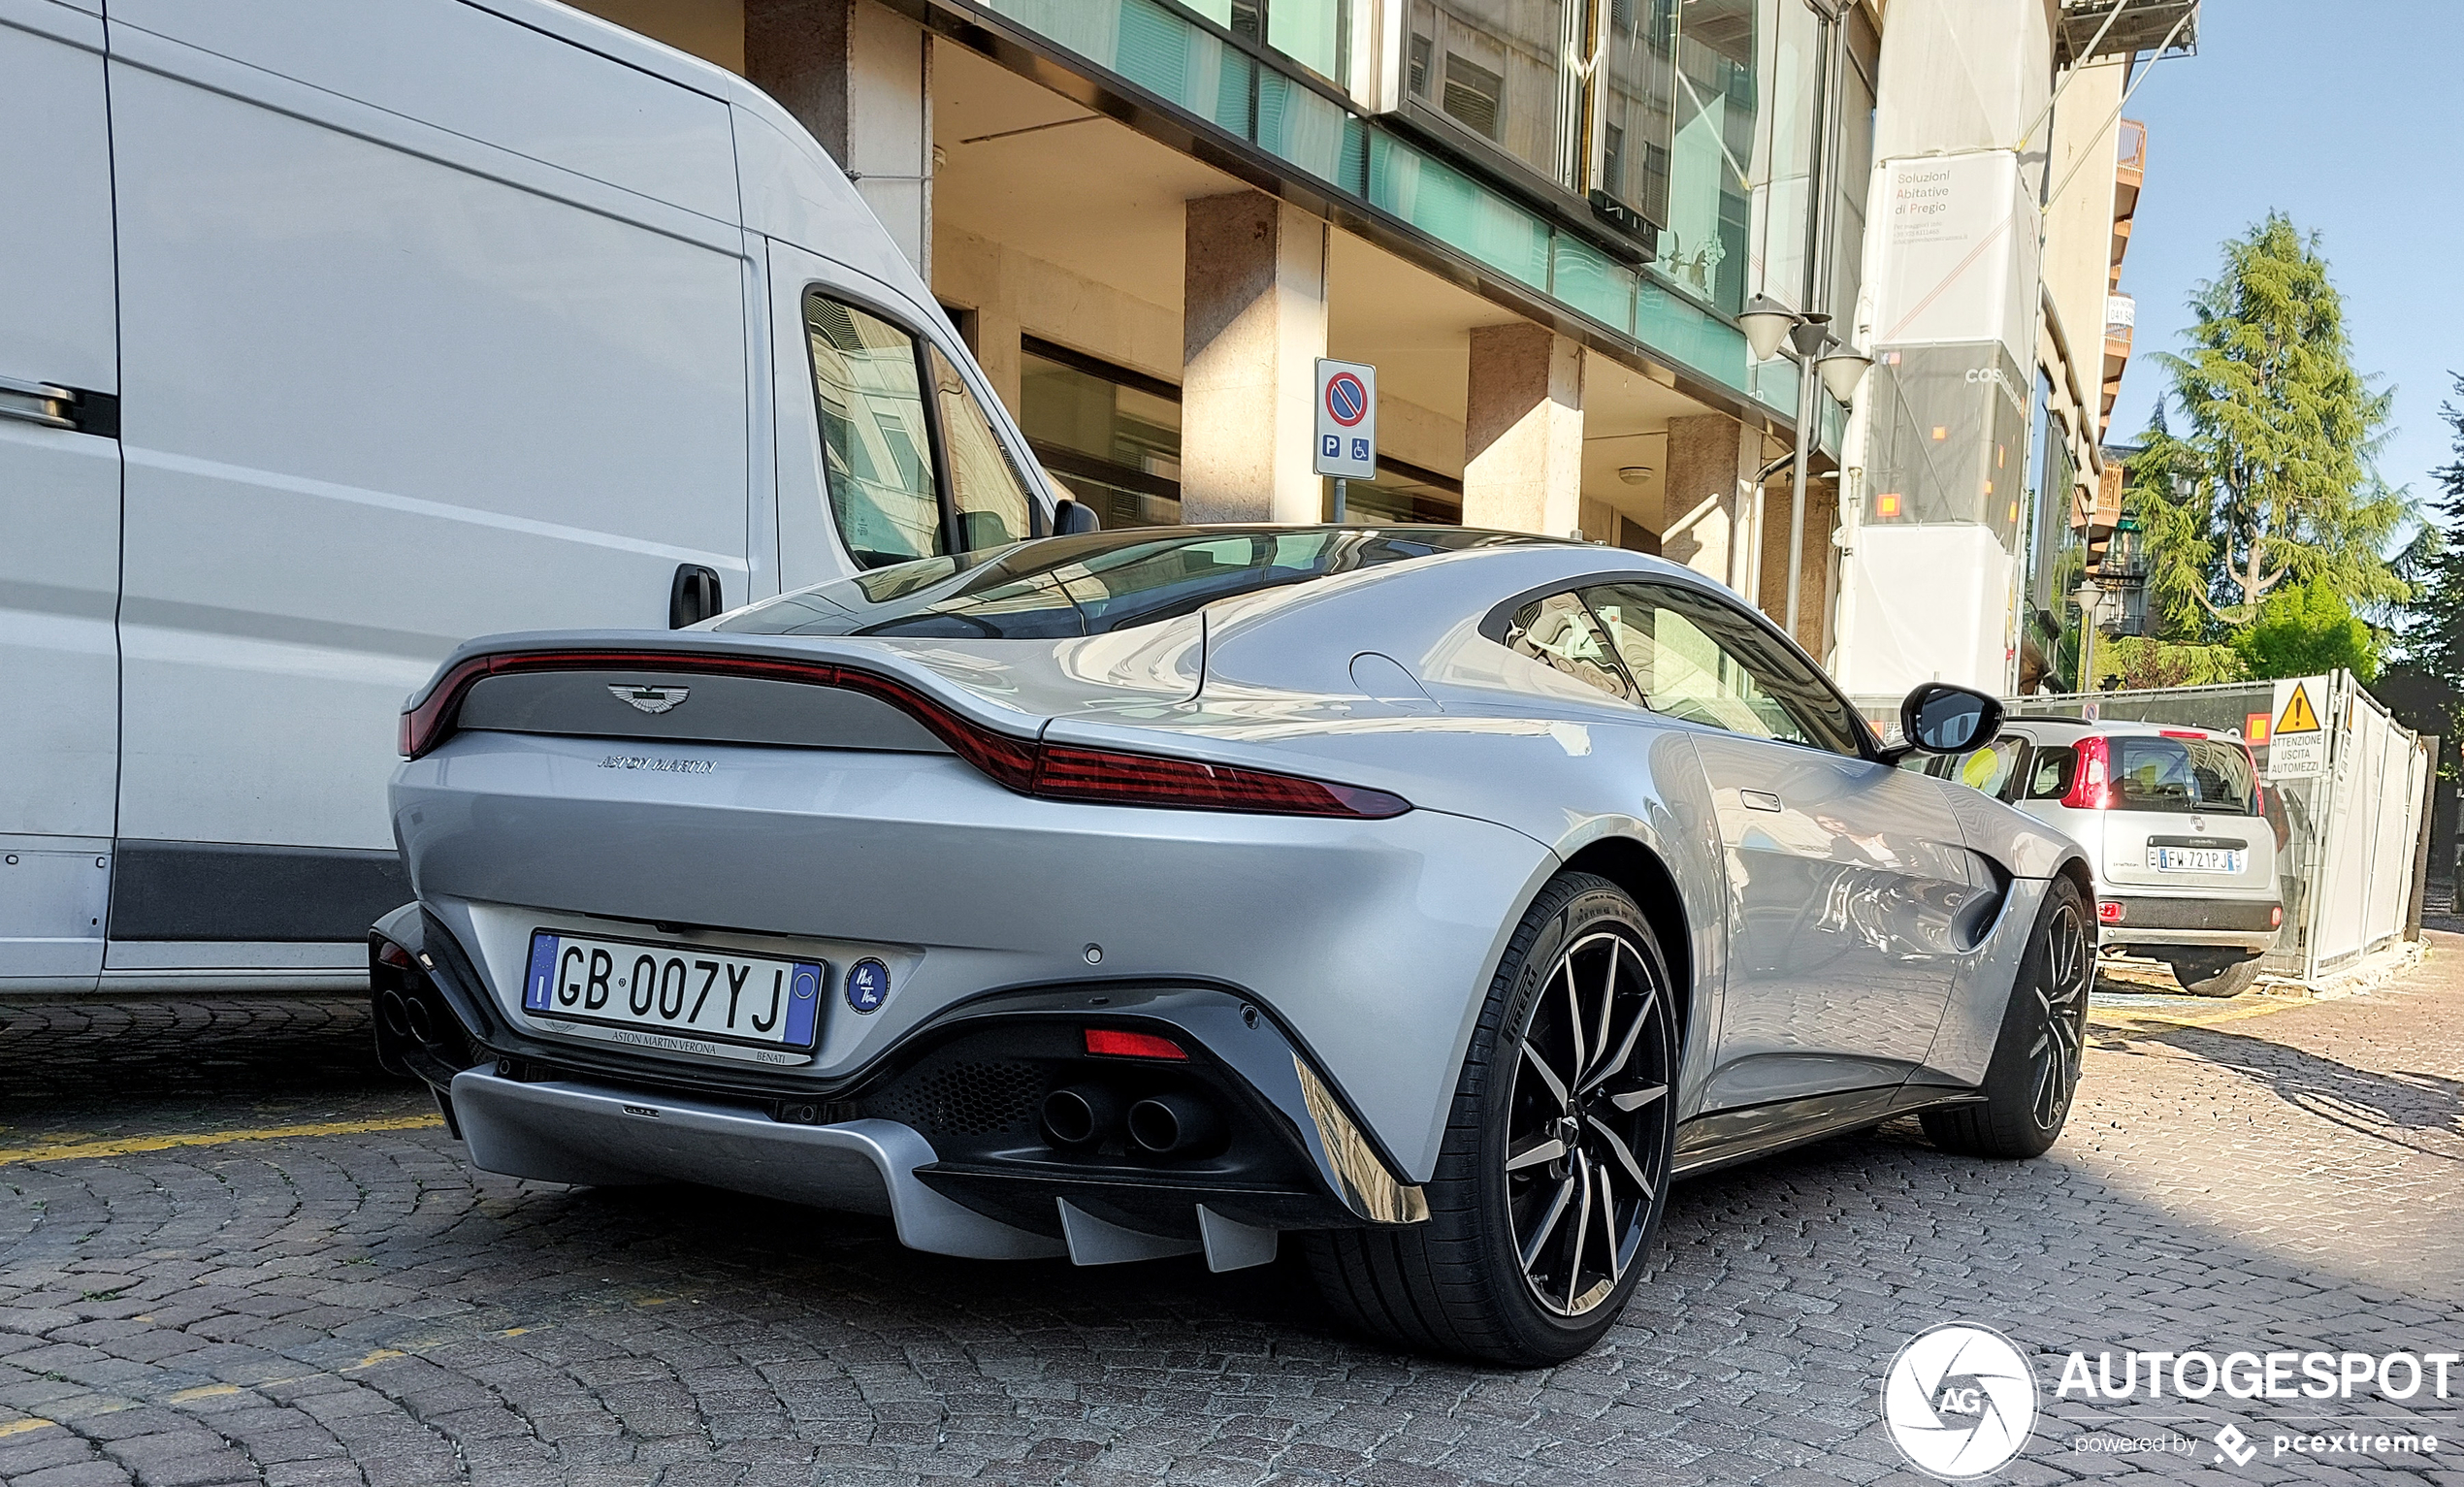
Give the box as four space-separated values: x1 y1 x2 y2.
669 564 723 628
1052 498 1100 535
1892 682 2004 761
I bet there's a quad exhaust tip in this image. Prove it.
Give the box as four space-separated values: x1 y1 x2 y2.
1126 1093 1222 1156
1040 1084 1121 1148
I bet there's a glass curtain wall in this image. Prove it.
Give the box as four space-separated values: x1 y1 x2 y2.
1826 7 1878 323
1404 0 1585 187
1597 0 1676 232
1656 0 1756 312
1171 0 1349 85
1746 0 1822 312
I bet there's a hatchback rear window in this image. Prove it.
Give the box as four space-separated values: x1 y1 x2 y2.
2114 737 2257 815
716 527 1544 638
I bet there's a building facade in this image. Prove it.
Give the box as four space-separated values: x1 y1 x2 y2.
568 0 2190 682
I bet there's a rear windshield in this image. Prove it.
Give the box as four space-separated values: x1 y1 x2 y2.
715 526 1545 639
2114 736 2258 815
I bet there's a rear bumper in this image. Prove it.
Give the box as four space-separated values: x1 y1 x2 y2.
2097 891 2281 952
391 730 1552 1183
374 906 1424 1264
447 1071 1062 1257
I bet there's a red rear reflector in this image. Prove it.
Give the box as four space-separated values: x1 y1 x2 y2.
2271 906 2284 927
377 941 414 969
2097 900 2124 924
1084 1028 1187 1060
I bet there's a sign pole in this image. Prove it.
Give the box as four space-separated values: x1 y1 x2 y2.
1333 477 1346 523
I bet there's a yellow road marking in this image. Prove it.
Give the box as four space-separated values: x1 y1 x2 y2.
0 1115 443 1169
0 1418 58 1439
167 1385 241 1404
345 1349 406 1372
2091 995 2304 1032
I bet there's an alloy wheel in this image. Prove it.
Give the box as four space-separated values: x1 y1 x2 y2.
2030 901 2091 1130
1505 928 1674 1318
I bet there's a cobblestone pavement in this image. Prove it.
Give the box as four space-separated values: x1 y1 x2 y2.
3 934 2460 1487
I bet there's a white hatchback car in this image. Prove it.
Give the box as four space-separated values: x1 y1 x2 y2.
1911 718 2283 995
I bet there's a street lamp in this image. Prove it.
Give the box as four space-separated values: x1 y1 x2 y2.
2072 581 2107 694
1816 346 1872 407
1740 295 1852 642
1740 294 1800 362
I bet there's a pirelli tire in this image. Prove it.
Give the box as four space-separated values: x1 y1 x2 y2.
1301 872 1679 1366
1922 875 2092 1160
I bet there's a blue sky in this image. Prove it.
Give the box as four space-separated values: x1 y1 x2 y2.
2104 0 2464 511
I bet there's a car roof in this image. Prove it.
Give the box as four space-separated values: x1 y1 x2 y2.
2002 716 2246 743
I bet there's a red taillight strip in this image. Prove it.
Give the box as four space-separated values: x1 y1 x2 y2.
401 649 1409 819
1033 743 1406 818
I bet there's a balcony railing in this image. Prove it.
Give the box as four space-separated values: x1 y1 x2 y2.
2117 118 2147 176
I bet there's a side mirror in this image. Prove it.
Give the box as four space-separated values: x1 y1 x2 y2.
1894 682 2004 760
1052 498 1100 535
669 563 722 628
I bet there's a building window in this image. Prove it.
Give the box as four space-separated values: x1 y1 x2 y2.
1409 0 1582 187
1443 51 1505 139
1018 337 1183 530
1174 0 1350 87
1325 456 1464 525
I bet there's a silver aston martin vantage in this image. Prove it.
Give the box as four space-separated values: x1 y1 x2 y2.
376 526 2095 1366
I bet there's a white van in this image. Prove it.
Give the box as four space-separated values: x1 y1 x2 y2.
2 0 1074 994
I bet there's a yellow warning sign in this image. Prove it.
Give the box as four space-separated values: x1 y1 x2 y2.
2275 682 2321 734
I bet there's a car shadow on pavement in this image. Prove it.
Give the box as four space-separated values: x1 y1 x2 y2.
2087 1016 2464 1165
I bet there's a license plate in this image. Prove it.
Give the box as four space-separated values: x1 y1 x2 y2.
522 930 825 1051
2151 847 2244 874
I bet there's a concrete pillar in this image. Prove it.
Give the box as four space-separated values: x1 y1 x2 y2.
1180 193 1328 524
1758 473 1836 647
745 0 931 276
1461 325 1583 536
1661 414 1759 594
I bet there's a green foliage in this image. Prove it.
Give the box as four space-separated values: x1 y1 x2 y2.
2126 213 2409 639
2383 374 2464 751
2091 637 2251 691
2230 581 2380 682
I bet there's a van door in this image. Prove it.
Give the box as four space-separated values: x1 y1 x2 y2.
0 0 119 992
103 1 752 975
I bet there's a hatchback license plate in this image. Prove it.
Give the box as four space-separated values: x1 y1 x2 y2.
522 930 825 1051
2151 847 2244 874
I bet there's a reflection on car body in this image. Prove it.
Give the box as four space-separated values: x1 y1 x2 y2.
376 527 2096 1365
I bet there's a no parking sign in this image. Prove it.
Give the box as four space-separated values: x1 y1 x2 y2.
1313 358 1377 479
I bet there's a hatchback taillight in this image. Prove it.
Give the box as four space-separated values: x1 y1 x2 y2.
2061 735 2114 809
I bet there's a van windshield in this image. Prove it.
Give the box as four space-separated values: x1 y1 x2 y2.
715 526 1547 639
2114 736 2258 815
